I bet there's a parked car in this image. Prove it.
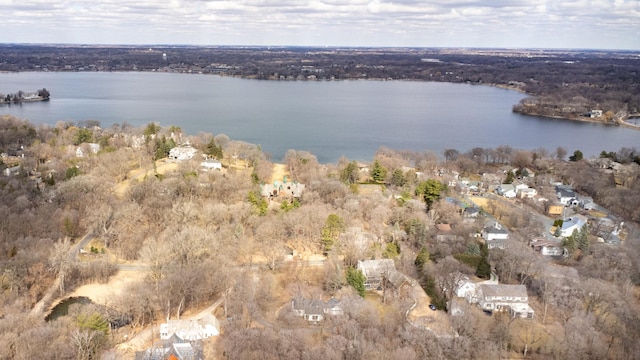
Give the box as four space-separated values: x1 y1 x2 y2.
429 304 437 311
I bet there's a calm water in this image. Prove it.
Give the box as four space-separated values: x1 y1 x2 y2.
1 72 638 163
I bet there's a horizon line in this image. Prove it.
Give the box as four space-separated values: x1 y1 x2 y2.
1 43 639 53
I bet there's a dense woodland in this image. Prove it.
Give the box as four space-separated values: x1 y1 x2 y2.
0 114 639 359
1 45 639 122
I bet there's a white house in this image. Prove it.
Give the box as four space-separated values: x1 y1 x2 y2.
483 223 509 241
455 276 499 303
260 178 305 199
590 109 603 118
556 185 576 206
292 297 343 323
559 215 588 237
201 159 222 170
496 184 516 198
169 145 197 161
159 314 220 341
3 165 20 176
76 143 100 157
482 222 509 249
519 188 537 199
530 238 567 257
477 284 534 319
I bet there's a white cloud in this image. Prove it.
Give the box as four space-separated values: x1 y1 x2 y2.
0 0 638 49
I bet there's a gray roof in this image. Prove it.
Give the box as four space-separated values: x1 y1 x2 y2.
292 297 342 315
357 259 396 279
292 298 325 315
483 224 508 234
479 284 528 299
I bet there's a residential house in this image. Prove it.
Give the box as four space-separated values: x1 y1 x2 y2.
576 195 597 210
590 109 603 118
559 215 588 237
260 177 305 199
482 222 509 249
455 275 499 303
159 314 220 341
530 238 567 257
200 159 222 171
436 234 464 243
513 183 529 193
356 259 409 290
168 145 197 161
292 297 343 323
556 185 576 206
458 178 482 194
135 342 203 360
496 184 516 198
3 165 20 176
462 207 481 222
519 187 537 199
476 284 534 319
76 143 100 157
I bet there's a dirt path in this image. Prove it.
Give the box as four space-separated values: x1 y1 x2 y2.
407 277 453 337
114 159 179 198
270 163 288 183
59 270 145 308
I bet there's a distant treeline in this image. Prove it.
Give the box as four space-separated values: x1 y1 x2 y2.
0 44 638 119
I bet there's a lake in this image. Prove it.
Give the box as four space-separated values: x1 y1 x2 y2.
1 72 638 163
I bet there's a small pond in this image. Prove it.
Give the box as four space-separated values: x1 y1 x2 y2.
45 296 93 321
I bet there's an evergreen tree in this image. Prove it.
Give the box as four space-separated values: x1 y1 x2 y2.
73 128 93 145
340 161 359 184
205 138 224 159
414 247 430 273
321 214 346 254
247 190 268 216
577 223 590 253
346 267 366 297
371 160 387 183
504 171 515 184
390 169 406 187
415 179 446 211
569 150 584 161
383 241 400 259
475 256 491 279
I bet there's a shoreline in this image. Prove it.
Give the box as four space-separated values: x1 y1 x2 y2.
0 97 49 105
1 69 637 132
513 110 640 131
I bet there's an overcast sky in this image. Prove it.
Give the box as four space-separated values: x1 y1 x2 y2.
2 0 638 50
